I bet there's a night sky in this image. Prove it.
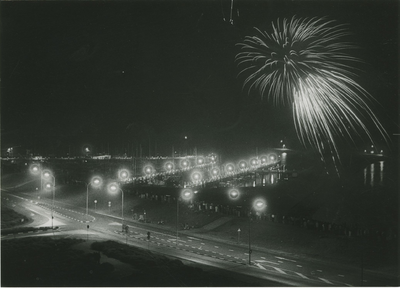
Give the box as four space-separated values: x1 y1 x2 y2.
1 0 398 157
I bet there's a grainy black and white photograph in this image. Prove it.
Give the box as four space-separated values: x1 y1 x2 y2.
1 0 399 286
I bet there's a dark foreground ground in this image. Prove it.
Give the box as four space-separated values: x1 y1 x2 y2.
2 236 280 287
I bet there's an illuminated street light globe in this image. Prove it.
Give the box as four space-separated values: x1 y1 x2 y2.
107 182 120 194
250 158 258 167
253 199 266 211
238 160 247 170
225 163 235 174
44 182 52 191
143 165 153 176
91 176 103 188
30 164 41 175
211 167 220 177
260 155 268 164
270 155 276 161
180 159 189 169
181 189 193 200
197 157 204 165
164 161 174 172
228 189 240 200
191 171 202 183
42 170 53 179
118 169 130 181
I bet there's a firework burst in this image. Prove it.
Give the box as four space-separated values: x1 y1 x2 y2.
236 16 388 164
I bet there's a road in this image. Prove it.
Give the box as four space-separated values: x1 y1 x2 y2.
2 190 397 286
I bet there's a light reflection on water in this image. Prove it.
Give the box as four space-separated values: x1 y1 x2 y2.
363 161 384 187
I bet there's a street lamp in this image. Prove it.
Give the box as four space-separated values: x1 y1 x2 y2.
250 158 258 168
94 200 97 212
196 157 204 166
164 161 174 173
143 165 153 177
180 159 189 170
118 169 130 182
176 188 194 248
225 163 235 175
260 155 268 165
107 182 125 231
42 169 56 230
248 198 266 265
210 167 220 178
86 176 103 215
30 163 43 191
238 160 247 172
228 188 240 200
191 171 202 185
228 189 241 243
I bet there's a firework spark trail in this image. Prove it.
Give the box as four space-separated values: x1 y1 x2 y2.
235 16 389 165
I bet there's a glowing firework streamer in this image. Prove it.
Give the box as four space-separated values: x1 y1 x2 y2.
236 16 388 163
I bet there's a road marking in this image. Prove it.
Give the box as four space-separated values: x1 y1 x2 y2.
234 257 239 259
275 256 296 263
227 255 231 257
201 243 205 245
256 263 267 270
297 265 302 267
260 256 266 259
188 239 192 242
229 249 234 252
317 270 323 272
219 253 224 256
273 267 286 274
319 278 333 284
187 236 200 240
344 283 352 287
338 274 345 277
214 246 219 248
278 260 283 263
244 253 249 255
295 272 308 279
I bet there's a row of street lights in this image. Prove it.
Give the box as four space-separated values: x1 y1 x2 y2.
30 164 266 264
30 164 131 231
31 165 56 229
176 187 266 264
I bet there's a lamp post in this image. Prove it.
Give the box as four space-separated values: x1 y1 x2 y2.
94 200 97 212
248 199 266 265
42 170 56 230
176 188 194 248
86 176 102 215
228 188 241 244
108 182 124 231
